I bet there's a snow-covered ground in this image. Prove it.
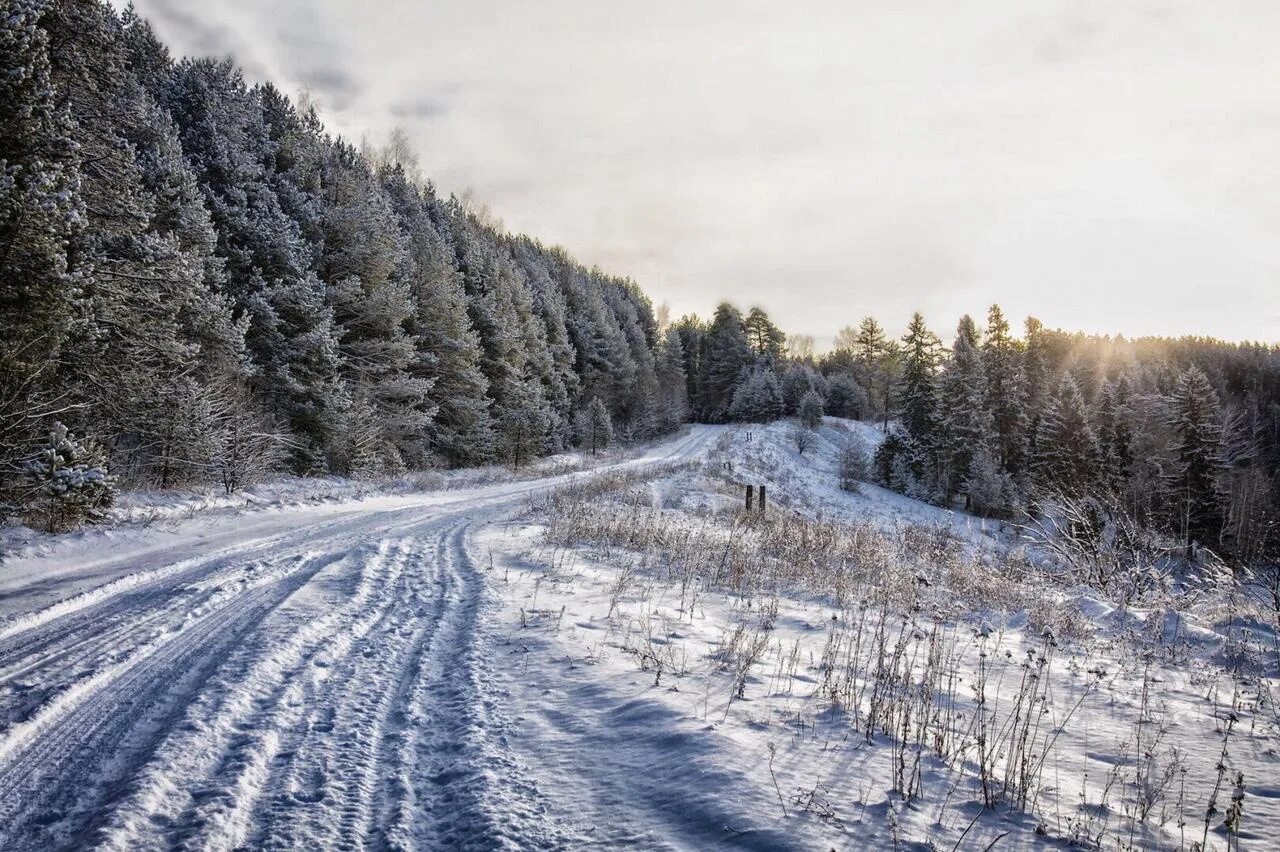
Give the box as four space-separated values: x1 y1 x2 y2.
1 419 1275 850
482 420 1277 851
0 429 715 849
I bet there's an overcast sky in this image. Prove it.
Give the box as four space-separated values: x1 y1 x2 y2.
124 0 1280 345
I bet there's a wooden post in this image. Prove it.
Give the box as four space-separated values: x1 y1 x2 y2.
745 484 754 511
759 485 767 513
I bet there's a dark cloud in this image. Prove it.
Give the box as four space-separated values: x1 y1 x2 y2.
119 0 1280 343
390 93 454 121
142 0 241 59
296 65 363 111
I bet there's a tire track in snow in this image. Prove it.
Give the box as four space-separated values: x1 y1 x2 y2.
91 535 435 851
389 521 581 850
0 550 340 850
0 427 718 850
242 522 458 850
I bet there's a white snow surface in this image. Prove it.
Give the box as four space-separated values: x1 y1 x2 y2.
1 420 1276 851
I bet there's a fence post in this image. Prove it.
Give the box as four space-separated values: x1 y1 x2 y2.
759 485 767 513
745 484 754 511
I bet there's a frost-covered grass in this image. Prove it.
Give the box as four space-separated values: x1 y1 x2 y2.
488 418 1279 850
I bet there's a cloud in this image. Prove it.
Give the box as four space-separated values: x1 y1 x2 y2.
124 0 1280 343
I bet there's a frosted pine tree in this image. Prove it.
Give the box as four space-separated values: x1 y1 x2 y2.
728 368 784 423
798 390 824 428
824 374 867 419
167 58 342 468
1095 375 1134 493
653 327 689 433
23 423 115 532
577 397 614 454
982 305 1028 476
0 0 85 505
699 303 754 422
381 171 494 465
1167 365 1224 547
318 141 433 472
1033 375 1100 495
938 315 995 502
744 307 786 362
897 312 942 451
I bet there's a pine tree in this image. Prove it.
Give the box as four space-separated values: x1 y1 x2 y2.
938 315 994 502
317 141 432 473
964 445 1020 518
167 57 341 468
798 390 824 428
1033 375 1100 495
727 367 784 423
496 366 552 469
381 170 493 465
897 312 942 449
22 422 116 532
0 0 85 501
854 316 896 423
41 2 249 487
1167 365 1224 547
744 306 785 362
824 374 868 419
653 327 688 434
699 303 753 422
1095 375 1134 492
671 315 704 415
982 305 1028 476
578 396 613 454
1022 316 1050 461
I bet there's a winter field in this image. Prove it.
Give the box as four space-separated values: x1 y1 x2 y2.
0 421 1276 850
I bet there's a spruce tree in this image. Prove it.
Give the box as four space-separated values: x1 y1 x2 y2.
1033 375 1100 495
1095 375 1134 492
898 312 942 449
699 303 753 422
653 327 689 434
938 315 994 502
1167 365 1224 546
798 390 824 428
727 367 784 423
982 305 1028 476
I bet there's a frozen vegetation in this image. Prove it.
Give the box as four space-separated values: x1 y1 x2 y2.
1 422 1273 849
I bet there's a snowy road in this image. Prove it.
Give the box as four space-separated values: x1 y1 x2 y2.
0 427 717 851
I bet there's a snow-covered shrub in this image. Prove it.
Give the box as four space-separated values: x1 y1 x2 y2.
791 425 816 456
964 446 1021 518
837 435 869 492
797 390 824 428
574 397 614 454
212 382 294 494
22 422 116 532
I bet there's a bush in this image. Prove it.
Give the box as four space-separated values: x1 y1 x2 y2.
792 425 816 455
22 422 116 532
798 390 824 428
838 436 869 491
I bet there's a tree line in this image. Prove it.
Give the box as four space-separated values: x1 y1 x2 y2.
675 299 1279 566
1 0 687 528
3 1 1276 568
